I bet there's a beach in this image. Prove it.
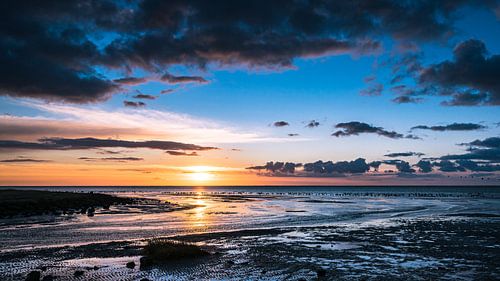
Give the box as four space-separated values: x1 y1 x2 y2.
0 186 499 280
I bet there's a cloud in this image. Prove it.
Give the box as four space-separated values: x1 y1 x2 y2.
166 151 199 156
384 152 424 158
3 1 492 102
161 72 208 84
381 159 415 173
411 123 486 131
462 137 500 148
2 102 299 144
124 101 146 107
360 83 383 96
113 77 148 85
332 121 415 139
415 160 433 173
437 136 500 164
0 158 51 163
305 120 320 128
273 121 289 127
248 158 371 176
392 96 422 104
455 159 500 172
440 148 500 162
432 160 466 172
78 157 143 162
247 162 302 174
418 39 500 106
0 137 217 151
133 94 156 100
160 89 175 94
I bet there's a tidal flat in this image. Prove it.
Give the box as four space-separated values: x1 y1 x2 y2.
0 186 499 280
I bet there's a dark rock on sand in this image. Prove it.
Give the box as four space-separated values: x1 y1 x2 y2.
140 278 152 281
140 256 153 270
126 261 136 269
25 271 40 281
0 190 136 218
86 207 95 217
316 268 327 278
73 270 84 277
41 275 54 281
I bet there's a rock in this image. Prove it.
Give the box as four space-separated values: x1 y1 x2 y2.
126 261 136 269
140 279 152 281
226 260 235 266
316 268 327 278
86 207 95 217
25 271 41 281
74 270 84 277
93 266 99 270
37 266 47 271
41 275 54 281
139 256 153 270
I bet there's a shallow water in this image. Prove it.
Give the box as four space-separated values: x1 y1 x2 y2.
1 186 499 280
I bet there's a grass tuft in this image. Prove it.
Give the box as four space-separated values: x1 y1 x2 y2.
143 239 209 263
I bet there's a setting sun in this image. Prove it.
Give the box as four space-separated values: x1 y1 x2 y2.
188 172 214 182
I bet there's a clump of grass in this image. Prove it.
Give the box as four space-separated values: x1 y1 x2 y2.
143 239 209 263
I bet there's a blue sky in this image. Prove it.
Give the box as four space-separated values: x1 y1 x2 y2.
0 1 499 185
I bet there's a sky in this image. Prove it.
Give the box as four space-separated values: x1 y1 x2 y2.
0 0 499 186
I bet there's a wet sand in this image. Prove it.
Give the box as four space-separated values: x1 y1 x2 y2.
0 187 499 280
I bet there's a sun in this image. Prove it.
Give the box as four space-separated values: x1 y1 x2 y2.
188 172 214 182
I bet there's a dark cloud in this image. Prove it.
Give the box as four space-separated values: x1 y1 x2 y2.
440 148 500 162
360 83 383 96
332 121 415 139
438 137 500 162
2 1 493 103
0 137 217 151
368 161 382 170
78 157 143 162
392 96 423 104
384 152 424 158
248 158 374 176
273 121 289 127
455 159 500 172
381 159 415 173
160 89 175 94
247 162 302 174
166 151 199 156
0 158 51 163
113 77 148 85
306 120 320 128
96 149 123 155
415 160 433 173
394 160 415 173
123 101 146 107
305 158 371 174
432 160 466 172
411 123 486 131
418 39 500 106
462 137 500 148
133 94 156 100
161 73 208 84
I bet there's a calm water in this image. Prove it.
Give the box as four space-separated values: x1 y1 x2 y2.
1 186 499 251
1 186 499 280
